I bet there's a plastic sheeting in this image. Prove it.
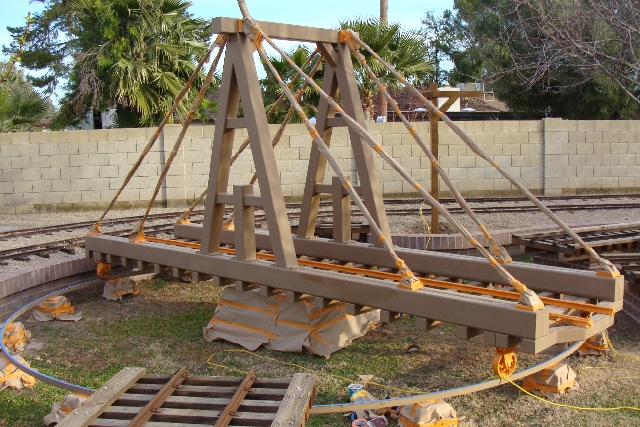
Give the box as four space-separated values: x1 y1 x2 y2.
27 296 82 322
398 401 458 427
522 363 579 398
102 277 139 301
44 393 88 425
0 354 35 392
204 288 380 358
2 322 31 353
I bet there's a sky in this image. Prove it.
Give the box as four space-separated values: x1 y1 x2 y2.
0 0 455 101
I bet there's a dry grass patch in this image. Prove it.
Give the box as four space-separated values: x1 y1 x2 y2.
0 278 639 427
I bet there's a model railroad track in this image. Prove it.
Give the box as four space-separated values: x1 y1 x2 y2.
0 210 206 241
313 201 640 219
513 221 640 260
57 366 316 427
86 223 620 358
601 253 640 285
4 194 638 241
0 223 183 263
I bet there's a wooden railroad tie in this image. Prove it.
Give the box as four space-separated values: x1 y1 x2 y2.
57 367 316 427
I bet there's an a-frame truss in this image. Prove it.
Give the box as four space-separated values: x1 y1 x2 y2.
200 32 297 268
296 42 390 246
84 18 623 367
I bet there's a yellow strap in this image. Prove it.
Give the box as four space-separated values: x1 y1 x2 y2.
219 300 278 317
59 406 73 414
209 318 279 339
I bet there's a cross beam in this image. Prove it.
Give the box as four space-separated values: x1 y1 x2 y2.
211 17 340 43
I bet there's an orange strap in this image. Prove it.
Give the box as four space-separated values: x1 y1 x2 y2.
398 414 458 427
3 330 26 345
208 318 278 339
218 300 278 317
276 318 313 330
313 315 349 332
308 303 346 320
522 378 575 393
35 303 74 315
0 367 24 383
310 331 331 346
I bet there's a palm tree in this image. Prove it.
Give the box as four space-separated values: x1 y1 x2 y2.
0 84 49 132
260 45 322 124
340 18 432 119
60 0 210 127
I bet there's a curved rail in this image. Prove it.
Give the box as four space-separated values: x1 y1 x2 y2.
309 340 584 413
0 268 145 394
0 262 583 407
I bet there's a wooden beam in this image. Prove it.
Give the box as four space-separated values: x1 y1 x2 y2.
174 224 624 302
212 17 340 44
272 373 316 427
57 367 145 427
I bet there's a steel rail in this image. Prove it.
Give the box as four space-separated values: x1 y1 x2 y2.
0 254 584 412
0 209 205 240
0 268 150 394
144 236 611 320
309 340 584 413
0 223 183 262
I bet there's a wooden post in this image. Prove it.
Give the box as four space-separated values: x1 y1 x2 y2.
423 84 483 234
428 82 439 232
233 185 256 261
332 176 351 243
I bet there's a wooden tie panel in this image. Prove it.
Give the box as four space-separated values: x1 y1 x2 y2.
602 253 640 285
58 368 316 427
513 222 640 258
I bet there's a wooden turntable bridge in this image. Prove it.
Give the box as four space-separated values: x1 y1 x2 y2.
84 14 623 377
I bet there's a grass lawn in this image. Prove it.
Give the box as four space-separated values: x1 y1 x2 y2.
1 278 639 427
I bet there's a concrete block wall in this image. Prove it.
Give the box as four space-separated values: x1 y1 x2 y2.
2 119 640 213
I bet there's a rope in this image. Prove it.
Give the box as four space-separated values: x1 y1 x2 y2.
236 11 422 291
129 39 226 242
503 377 640 412
349 43 511 263
235 10 540 306
88 35 227 235
345 29 619 278
419 200 432 250
177 49 321 225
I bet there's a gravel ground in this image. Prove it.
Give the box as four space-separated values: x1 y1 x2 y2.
2 195 640 273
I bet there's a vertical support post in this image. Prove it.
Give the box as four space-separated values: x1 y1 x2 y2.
334 44 390 247
202 33 297 269
332 176 351 243
298 42 390 247
429 82 439 233
233 34 298 269
233 185 256 261
201 35 241 256
297 55 338 239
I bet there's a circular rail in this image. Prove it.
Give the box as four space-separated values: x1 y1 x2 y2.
0 263 583 409
0 268 142 394
309 340 583 413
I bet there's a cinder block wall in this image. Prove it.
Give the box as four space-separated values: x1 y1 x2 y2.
1 119 640 214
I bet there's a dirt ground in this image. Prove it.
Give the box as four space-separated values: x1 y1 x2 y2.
1 278 640 427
